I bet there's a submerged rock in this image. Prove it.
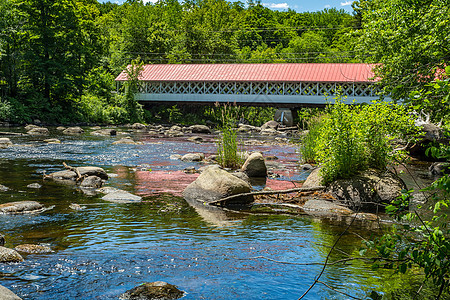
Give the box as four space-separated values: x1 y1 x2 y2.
120 281 184 300
113 137 138 145
43 138 61 144
302 199 353 217
0 285 23 300
0 184 9 192
26 183 42 189
14 244 53 254
241 152 267 178
183 166 252 206
24 124 39 131
91 129 117 136
69 203 86 210
0 246 23 262
99 187 142 203
0 201 46 214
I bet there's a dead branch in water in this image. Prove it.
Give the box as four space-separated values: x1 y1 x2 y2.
62 162 83 181
205 186 326 206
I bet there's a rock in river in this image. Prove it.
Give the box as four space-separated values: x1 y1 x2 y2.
120 281 184 300
27 127 49 135
183 166 252 206
63 126 84 135
181 153 204 162
48 166 108 181
0 201 46 214
241 152 267 178
14 244 53 254
98 187 142 203
80 175 103 188
0 246 23 262
0 138 13 148
0 284 23 300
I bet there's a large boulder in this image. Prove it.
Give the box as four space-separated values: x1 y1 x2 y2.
120 281 184 300
241 152 267 177
27 127 49 135
0 201 45 214
407 123 449 160
0 138 13 148
0 285 22 300
0 246 23 263
183 166 252 206
63 126 84 135
188 125 211 134
48 166 108 181
304 169 406 212
80 176 103 188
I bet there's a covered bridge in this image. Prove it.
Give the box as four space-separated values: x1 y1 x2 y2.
115 63 389 107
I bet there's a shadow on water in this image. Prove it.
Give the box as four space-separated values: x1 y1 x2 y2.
0 127 432 299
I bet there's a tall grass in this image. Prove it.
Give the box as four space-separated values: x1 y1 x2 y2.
216 104 244 169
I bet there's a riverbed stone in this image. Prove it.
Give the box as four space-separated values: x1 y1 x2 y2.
302 168 323 188
99 187 142 203
260 120 279 131
302 199 354 216
131 123 147 130
113 137 137 145
14 244 53 254
242 152 267 177
0 201 45 214
56 126 66 131
43 138 61 144
183 165 252 206
188 124 211 134
0 285 23 300
260 128 278 136
80 176 103 188
91 129 117 136
0 184 9 192
24 124 39 131
181 153 205 162
165 129 184 137
27 183 42 189
48 166 108 181
169 154 182 160
0 246 23 262
0 138 13 148
120 281 184 300
27 127 49 135
187 136 203 143
63 126 84 135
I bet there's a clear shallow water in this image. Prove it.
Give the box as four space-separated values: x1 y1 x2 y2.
0 127 417 299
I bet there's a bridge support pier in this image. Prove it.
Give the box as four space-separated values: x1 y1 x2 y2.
274 108 296 127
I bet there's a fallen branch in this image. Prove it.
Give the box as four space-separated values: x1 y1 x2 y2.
205 186 326 206
63 162 82 181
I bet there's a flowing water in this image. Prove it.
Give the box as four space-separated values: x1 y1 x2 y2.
0 127 423 299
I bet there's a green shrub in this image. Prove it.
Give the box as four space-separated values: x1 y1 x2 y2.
0 98 12 121
299 117 324 164
303 96 414 184
216 104 244 169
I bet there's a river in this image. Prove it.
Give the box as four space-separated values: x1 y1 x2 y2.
0 127 423 299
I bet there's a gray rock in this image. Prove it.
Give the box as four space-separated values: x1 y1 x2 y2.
302 168 323 188
48 166 108 181
187 136 203 142
0 201 45 214
99 188 142 203
56 126 66 131
27 127 49 135
0 233 4 246
429 162 450 176
69 203 86 210
188 124 211 134
120 281 184 300
260 120 279 131
183 166 252 206
0 184 9 192
26 183 42 189
303 199 354 216
113 138 137 145
242 152 267 177
131 123 147 130
24 124 40 131
237 124 258 133
80 176 103 188
0 285 22 300
231 171 251 185
43 138 61 144
0 138 13 148
91 129 117 136
14 244 53 254
181 153 205 162
63 126 84 135
165 129 184 137
169 154 182 160
0 246 23 262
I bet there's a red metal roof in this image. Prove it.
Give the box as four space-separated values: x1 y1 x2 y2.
115 63 377 83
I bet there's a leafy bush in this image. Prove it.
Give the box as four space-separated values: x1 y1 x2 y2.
0 98 12 121
302 96 414 184
299 117 323 164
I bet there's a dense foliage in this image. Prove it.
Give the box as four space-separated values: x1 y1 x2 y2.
0 0 360 124
300 97 414 184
